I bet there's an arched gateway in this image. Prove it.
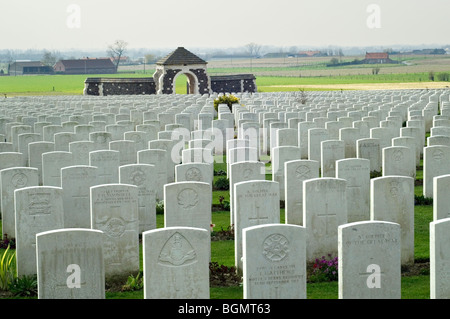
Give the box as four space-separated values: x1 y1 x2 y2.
84 47 257 96
153 47 210 95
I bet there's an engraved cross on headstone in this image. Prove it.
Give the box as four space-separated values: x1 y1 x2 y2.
249 201 269 224
317 202 337 235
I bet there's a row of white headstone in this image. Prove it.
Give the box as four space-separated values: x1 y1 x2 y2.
1 89 450 299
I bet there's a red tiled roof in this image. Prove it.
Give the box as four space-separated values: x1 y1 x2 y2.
365 52 389 59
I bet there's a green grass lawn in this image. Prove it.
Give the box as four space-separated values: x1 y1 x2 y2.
0 70 443 97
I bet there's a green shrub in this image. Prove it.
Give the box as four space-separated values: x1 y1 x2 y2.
121 271 143 292
156 200 164 215
218 195 230 211
370 170 382 179
214 169 227 176
0 244 16 291
214 177 229 191
9 275 37 297
414 195 433 206
213 94 240 112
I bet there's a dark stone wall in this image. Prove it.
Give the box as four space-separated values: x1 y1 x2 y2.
84 73 256 96
85 81 100 95
161 69 181 94
242 78 257 93
189 68 210 95
211 79 241 94
210 74 257 94
84 78 156 96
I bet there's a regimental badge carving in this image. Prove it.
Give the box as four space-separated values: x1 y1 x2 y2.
243 168 253 179
105 217 126 237
295 165 310 180
392 149 403 161
158 232 197 266
96 134 107 144
433 149 444 161
130 168 146 186
185 167 202 181
389 180 400 197
11 173 28 188
262 234 289 262
130 134 141 142
177 188 199 209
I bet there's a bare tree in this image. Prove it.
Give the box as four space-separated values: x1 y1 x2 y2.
107 39 128 71
41 50 59 66
245 43 262 57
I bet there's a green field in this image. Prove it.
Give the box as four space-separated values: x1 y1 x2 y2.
1 53 449 96
0 71 447 97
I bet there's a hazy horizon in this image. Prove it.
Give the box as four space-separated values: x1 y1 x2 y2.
1 0 449 52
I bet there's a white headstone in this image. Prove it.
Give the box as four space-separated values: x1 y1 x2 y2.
308 128 329 165
90 184 140 280
284 160 319 226
119 164 157 233
430 217 450 299
69 141 96 165
370 176 415 266
109 140 137 166
243 224 306 299
175 162 213 186
321 140 345 177
234 180 280 273
137 148 167 201
382 146 415 179
271 146 301 201
61 165 98 229
0 167 38 238
142 226 210 299
357 138 382 173
14 186 65 276
229 161 266 225
36 228 105 299
89 150 120 184
336 158 370 222
42 151 73 187
423 145 450 198
338 221 401 299
303 178 347 262
164 181 212 232
433 174 450 221
28 141 55 184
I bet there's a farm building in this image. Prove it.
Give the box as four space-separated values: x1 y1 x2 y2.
297 50 327 57
54 58 116 75
8 61 54 76
363 52 394 64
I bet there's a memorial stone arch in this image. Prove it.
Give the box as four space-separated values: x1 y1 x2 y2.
153 47 211 95
84 46 257 96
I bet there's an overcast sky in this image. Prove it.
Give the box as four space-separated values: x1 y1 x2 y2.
1 0 449 51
